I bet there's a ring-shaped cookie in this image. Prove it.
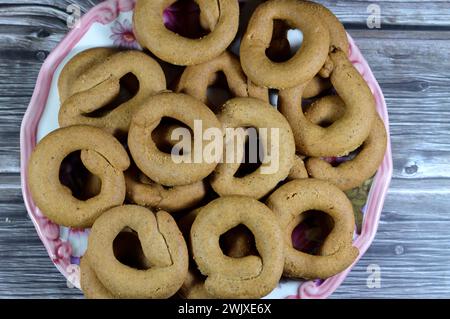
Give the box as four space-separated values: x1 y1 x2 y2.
267 20 331 99
304 96 387 190
264 22 331 98
81 229 156 299
266 179 359 279
133 0 239 66
264 1 345 91
85 205 188 299
263 20 331 98
176 51 269 112
210 97 295 199
240 0 330 89
178 208 256 299
58 48 116 103
28 125 130 228
278 48 376 157
190 196 284 298
125 166 207 213
128 92 222 186
59 50 166 135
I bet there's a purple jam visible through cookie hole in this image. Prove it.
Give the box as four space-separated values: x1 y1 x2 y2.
163 0 210 39
113 230 151 270
322 147 362 167
291 210 334 255
59 151 102 201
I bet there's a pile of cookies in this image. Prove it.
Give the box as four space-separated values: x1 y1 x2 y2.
28 0 387 299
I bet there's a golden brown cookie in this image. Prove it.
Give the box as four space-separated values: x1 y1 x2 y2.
59 50 166 136
133 0 239 65
85 205 188 299
176 51 269 112
81 230 157 299
58 48 117 103
177 208 255 299
28 125 130 228
308 0 349 77
128 92 222 187
304 96 387 190
240 0 330 89
261 0 345 95
210 97 295 199
125 166 207 213
313 2 348 54
190 196 284 298
266 179 359 279
278 48 376 157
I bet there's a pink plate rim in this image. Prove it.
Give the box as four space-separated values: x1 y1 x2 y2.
19 0 393 298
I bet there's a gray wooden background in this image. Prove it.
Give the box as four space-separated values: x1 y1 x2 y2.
0 0 449 299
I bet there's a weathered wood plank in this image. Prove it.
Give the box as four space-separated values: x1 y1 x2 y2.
321 0 450 28
0 0 100 13
2 0 450 28
348 30 450 184
335 185 450 298
0 174 82 298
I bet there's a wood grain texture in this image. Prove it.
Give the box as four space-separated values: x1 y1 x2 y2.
1 0 450 299
321 0 450 28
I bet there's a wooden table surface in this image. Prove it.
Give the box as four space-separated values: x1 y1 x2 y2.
1 0 449 299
